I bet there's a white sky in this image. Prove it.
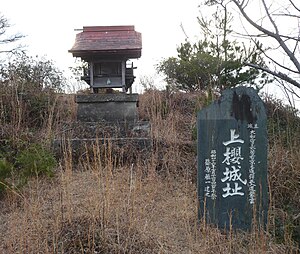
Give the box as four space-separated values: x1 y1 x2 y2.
1 0 200 92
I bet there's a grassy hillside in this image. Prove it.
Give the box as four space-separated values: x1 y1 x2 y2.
0 87 299 253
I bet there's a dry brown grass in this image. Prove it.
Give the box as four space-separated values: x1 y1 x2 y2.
0 89 299 253
0 159 291 253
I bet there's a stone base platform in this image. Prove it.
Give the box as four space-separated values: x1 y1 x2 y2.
76 93 139 123
52 93 151 165
52 136 152 165
52 120 151 165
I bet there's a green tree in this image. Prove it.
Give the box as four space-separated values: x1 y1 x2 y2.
157 6 270 92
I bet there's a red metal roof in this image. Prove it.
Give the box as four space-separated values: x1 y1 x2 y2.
69 26 142 59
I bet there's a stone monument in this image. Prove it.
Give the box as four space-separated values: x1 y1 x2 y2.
197 87 268 230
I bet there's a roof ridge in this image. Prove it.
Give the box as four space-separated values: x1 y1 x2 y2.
83 26 135 32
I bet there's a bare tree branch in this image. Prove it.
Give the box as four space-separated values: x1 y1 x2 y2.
246 62 300 89
288 0 300 12
277 78 300 101
0 34 23 44
249 39 299 74
261 0 279 34
231 0 300 82
273 13 300 18
263 52 299 73
279 34 300 42
234 16 299 74
292 35 300 54
234 31 299 42
0 13 24 57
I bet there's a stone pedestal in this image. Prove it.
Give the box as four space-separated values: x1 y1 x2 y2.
53 93 151 163
76 93 139 124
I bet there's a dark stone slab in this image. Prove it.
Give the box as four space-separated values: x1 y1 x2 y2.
197 87 268 231
54 121 150 139
76 93 139 103
76 93 139 123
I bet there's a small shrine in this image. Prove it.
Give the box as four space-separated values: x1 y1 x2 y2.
69 25 142 125
69 26 142 93
53 25 148 163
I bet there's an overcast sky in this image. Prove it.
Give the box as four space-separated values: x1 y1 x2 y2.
2 0 201 92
